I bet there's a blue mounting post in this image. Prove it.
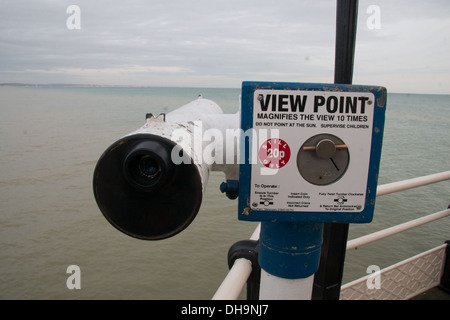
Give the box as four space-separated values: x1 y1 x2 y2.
259 222 323 279
258 222 323 299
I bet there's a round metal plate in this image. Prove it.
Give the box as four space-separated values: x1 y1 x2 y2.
297 134 349 186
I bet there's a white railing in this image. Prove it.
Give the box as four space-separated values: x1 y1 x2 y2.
212 171 450 300
375 171 450 196
346 209 449 250
212 225 260 300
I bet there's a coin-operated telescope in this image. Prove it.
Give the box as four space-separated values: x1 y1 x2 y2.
93 81 387 300
93 96 239 240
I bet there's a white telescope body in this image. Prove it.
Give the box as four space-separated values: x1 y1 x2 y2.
93 96 239 240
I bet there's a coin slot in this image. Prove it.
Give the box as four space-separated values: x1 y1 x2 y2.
297 134 349 186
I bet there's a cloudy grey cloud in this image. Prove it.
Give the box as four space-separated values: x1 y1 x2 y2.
1 0 449 93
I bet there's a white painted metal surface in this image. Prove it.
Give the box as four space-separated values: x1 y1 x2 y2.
259 271 315 300
340 244 447 300
129 96 240 194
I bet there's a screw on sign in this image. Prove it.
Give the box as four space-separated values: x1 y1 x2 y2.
259 138 291 169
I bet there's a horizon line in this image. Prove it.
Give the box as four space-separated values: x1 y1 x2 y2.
1 83 448 96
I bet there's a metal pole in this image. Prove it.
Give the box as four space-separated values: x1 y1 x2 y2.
312 0 359 300
333 0 359 85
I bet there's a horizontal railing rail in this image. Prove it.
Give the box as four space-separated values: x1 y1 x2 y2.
375 171 450 196
212 170 450 300
346 209 450 250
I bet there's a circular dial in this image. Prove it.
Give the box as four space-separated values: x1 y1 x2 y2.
297 134 349 185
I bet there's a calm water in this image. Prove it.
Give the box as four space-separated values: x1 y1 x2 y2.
0 86 449 299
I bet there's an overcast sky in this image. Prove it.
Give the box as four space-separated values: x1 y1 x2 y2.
1 0 449 94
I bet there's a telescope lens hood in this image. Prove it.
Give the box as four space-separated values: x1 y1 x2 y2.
93 134 203 240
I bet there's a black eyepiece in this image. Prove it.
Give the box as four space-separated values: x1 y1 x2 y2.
138 155 160 179
123 140 173 191
93 134 203 240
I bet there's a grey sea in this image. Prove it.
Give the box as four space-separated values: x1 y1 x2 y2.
0 86 449 299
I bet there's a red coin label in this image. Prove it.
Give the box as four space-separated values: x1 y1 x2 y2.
259 138 291 169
